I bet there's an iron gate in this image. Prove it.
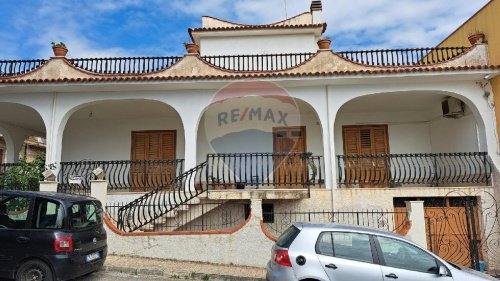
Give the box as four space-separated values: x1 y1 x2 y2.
425 190 499 272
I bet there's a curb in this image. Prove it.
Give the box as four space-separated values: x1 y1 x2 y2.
103 265 266 281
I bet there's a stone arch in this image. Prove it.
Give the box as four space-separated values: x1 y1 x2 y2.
0 102 47 163
59 99 185 162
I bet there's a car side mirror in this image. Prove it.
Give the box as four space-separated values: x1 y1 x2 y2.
438 265 449 276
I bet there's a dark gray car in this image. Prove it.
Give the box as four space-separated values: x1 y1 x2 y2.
266 223 497 281
0 191 107 281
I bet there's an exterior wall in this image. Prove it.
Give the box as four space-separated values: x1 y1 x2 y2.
106 199 274 268
429 112 479 153
334 111 433 154
200 34 318 56
62 116 185 161
437 0 500 147
105 187 499 269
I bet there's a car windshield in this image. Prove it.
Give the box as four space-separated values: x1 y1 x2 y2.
69 201 102 230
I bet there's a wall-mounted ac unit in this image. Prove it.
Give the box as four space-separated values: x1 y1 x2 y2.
442 97 465 118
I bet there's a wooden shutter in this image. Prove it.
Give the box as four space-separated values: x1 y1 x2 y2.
343 126 389 155
161 131 176 160
342 125 389 187
132 131 176 161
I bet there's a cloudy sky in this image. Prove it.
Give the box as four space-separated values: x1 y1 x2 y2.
0 0 490 59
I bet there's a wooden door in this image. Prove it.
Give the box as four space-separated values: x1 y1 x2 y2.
342 125 389 187
273 127 307 188
131 131 176 191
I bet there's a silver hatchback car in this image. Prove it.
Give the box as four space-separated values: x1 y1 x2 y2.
267 223 498 281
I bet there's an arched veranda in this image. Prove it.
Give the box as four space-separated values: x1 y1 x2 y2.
60 99 185 193
197 94 325 188
333 91 488 188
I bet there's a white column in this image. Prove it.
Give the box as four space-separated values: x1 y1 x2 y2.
91 180 108 205
39 181 58 192
405 201 427 249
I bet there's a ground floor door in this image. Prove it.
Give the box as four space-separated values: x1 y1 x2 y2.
131 131 176 191
342 125 389 187
273 126 307 188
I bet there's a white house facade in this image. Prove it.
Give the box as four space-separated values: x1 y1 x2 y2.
1 1 500 272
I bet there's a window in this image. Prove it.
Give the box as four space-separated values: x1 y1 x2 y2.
316 232 373 263
317 232 334 256
33 199 64 229
0 195 32 229
70 201 102 230
276 226 301 248
377 236 438 274
262 203 274 223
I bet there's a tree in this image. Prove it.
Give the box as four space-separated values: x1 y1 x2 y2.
0 153 46 191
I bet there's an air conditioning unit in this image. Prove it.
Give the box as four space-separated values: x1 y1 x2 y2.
442 97 465 118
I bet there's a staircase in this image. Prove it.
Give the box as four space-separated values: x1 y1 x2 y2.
117 161 208 232
116 152 320 232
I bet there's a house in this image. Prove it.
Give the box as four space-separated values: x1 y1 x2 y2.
0 0 499 271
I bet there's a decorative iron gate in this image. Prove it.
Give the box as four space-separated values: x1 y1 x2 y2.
424 190 499 272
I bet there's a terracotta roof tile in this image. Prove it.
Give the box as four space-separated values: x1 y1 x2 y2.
1 65 499 84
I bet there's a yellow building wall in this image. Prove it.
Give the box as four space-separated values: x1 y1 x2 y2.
438 0 500 144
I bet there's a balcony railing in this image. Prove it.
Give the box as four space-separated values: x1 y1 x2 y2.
200 53 314 71
206 152 322 190
67 56 182 74
337 152 491 187
57 159 185 195
337 47 470 66
0 59 47 77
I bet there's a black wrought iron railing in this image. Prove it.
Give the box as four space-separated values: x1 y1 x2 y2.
263 209 408 238
0 59 47 77
108 200 249 232
57 159 185 195
117 161 208 232
201 53 314 71
67 56 182 74
337 47 470 66
206 152 320 190
337 152 491 187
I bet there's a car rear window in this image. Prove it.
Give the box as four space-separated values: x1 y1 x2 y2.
276 225 301 248
70 201 102 230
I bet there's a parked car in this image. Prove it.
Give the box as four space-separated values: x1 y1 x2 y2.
0 190 107 281
267 223 497 281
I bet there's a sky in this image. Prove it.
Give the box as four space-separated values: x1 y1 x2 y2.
0 0 490 60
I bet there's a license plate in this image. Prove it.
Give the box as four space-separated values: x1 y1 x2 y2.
85 252 101 263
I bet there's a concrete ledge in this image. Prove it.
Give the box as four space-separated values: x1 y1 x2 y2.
208 189 309 200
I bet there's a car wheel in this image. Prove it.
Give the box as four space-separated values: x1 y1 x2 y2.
15 260 53 281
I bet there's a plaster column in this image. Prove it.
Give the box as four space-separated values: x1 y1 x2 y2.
39 181 58 192
250 199 263 221
91 180 108 205
405 201 427 249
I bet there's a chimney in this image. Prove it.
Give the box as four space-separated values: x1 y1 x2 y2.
310 1 323 24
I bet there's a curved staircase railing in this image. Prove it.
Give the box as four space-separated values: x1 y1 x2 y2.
117 161 208 232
